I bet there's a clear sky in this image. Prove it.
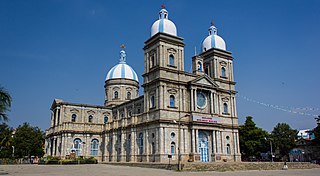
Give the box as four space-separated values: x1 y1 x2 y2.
1 0 319 132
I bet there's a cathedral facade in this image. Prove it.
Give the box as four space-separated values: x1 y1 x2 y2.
45 7 241 163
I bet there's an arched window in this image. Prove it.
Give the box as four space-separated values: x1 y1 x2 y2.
226 144 231 154
127 134 131 156
114 91 119 99
139 133 144 155
169 95 175 108
127 92 131 100
223 103 228 113
88 115 93 123
169 54 174 66
73 138 82 156
171 142 175 154
104 116 108 123
197 61 203 72
90 139 99 156
151 55 155 67
150 96 155 108
71 114 77 122
152 142 156 154
221 67 226 77
205 66 209 75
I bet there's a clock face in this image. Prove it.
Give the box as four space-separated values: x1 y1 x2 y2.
197 92 206 108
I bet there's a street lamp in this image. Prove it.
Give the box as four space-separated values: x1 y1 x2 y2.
265 137 273 162
174 114 190 171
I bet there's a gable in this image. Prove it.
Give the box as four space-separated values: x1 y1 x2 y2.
195 78 213 86
190 75 219 88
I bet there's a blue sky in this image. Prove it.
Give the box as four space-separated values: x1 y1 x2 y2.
1 0 319 132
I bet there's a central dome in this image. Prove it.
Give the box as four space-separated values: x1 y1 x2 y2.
151 7 177 37
106 49 139 82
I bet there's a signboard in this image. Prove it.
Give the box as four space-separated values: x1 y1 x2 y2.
192 115 220 123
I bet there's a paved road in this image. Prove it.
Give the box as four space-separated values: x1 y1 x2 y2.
1 164 320 176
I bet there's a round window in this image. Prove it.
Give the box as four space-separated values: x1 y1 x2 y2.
171 132 175 138
197 92 207 108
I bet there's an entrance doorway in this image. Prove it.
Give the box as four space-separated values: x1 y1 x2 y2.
198 131 209 162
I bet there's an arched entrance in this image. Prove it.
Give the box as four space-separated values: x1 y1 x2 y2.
198 131 209 162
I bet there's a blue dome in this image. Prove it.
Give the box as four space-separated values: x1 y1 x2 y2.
202 23 226 51
106 49 139 82
151 7 177 37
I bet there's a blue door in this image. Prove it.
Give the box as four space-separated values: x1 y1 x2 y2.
199 131 209 162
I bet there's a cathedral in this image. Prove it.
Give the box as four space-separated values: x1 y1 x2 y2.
45 6 241 163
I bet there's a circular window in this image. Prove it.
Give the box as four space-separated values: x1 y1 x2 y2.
171 132 175 138
226 136 230 140
197 92 207 109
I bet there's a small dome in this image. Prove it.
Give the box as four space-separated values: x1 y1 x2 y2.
202 23 226 51
151 6 177 37
106 49 139 82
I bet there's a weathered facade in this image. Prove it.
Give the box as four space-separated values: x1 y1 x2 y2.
45 7 241 163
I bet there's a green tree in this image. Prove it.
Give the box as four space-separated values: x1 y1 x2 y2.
0 123 13 158
0 86 12 122
271 123 297 160
313 116 320 144
239 116 269 160
13 123 44 158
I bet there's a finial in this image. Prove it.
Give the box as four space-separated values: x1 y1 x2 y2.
161 4 165 9
211 21 214 26
119 44 126 63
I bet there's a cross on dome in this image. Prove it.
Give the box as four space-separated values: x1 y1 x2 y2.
209 21 217 35
159 5 168 19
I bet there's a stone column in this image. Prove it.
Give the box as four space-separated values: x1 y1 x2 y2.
194 89 197 111
212 130 216 154
190 88 194 111
191 129 195 153
210 91 214 114
157 127 162 154
121 130 125 161
60 134 65 158
220 131 224 154
145 129 149 162
195 129 198 153
216 131 220 154
163 127 166 153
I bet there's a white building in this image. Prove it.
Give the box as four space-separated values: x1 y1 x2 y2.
45 6 241 163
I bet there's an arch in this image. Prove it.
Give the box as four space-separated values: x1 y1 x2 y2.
169 54 174 66
197 61 203 72
114 91 119 99
71 114 77 122
88 115 93 123
169 95 175 107
226 144 231 154
150 96 155 108
127 91 131 100
151 55 155 67
90 139 99 156
223 103 228 113
73 138 82 156
221 67 226 77
198 131 209 162
104 116 109 123
139 133 144 155
170 142 176 154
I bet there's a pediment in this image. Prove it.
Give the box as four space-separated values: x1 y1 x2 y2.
190 75 219 88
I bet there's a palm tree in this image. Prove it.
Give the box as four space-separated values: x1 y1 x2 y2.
0 86 12 122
